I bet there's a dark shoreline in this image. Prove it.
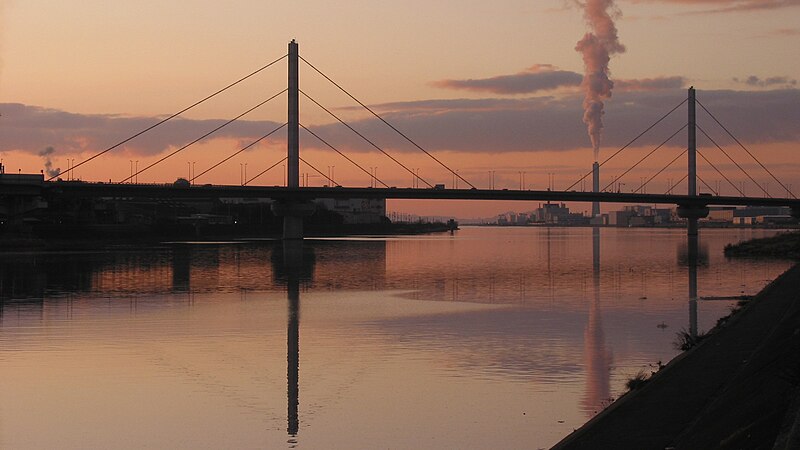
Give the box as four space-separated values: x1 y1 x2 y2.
724 230 800 260
0 222 456 251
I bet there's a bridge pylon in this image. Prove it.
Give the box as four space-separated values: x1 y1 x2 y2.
272 39 315 239
677 86 708 236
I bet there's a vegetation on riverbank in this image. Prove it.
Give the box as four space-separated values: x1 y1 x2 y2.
724 230 800 259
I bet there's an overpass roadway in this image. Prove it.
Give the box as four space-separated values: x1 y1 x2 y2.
40 181 800 210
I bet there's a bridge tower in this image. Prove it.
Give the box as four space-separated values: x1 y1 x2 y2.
272 40 315 239
677 86 708 236
288 40 300 189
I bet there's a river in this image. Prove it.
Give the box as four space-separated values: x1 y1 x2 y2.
0 227 792 449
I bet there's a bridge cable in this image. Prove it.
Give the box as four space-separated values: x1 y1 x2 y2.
299 56 477 189
697 100 795 199
191 123 287 183
50 54 288 182
119 89 287 184
245 156 287 186
667 174 689 195
300 90 433 188
300 123 388 188
566 98 688 191
696 123 769 197
696 174 718 196
601 124 686 192
634 149 686 194
696 149 745 196
299 157 337 187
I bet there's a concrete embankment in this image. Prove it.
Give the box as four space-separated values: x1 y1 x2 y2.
553 264 800 450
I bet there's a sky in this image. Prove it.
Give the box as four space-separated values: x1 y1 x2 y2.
1 0 799 218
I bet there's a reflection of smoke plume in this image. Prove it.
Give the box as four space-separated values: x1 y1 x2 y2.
575 0 625 160
38 146 61 178
582 227 612 416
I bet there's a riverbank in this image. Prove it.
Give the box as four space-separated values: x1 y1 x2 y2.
724 230 800 259
553 263 800 449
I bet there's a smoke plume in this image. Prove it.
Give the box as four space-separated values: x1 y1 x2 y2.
38 146 61 178
575 0 625 160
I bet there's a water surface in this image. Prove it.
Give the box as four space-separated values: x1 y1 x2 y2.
0 227 792 448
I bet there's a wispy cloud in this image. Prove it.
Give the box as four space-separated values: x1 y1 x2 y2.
432 65 685 95
765 27 800 36
615 76 686 91
430 65 582 95
630 0 800 14
733 75 798 88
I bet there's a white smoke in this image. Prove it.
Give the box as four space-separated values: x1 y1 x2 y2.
38 146 61 177
574 0 625 161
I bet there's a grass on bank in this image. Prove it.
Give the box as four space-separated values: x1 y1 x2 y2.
724 231 800 259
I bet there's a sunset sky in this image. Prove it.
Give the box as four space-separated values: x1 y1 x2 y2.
1 0 798 217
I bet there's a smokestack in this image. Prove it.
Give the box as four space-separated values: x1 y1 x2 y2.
592 162 600 217
575 0 625 161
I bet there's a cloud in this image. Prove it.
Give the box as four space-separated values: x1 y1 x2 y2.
771 27 800 35
430 65 582 95
615 76 686 91
2 88 798 159
307 88 800 153
733 75 797 88
431 66 684 96
0 103 285 157
630 0 800 14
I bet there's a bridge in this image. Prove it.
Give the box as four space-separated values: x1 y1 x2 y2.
3 40 799 238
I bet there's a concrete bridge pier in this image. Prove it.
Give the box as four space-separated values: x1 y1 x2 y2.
271 200 315 240
677 204 709 237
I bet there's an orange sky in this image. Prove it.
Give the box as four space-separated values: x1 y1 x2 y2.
1 1 798 217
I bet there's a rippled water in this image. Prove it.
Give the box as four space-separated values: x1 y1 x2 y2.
0 227 792 449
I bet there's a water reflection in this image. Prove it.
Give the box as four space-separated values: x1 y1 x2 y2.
271 241 315 440
0 228 793 449
677 235 708 338
582 227 612 415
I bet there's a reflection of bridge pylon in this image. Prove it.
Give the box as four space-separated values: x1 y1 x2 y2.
271 240 316 440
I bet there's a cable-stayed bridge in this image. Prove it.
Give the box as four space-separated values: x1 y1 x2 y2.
5 40 800 238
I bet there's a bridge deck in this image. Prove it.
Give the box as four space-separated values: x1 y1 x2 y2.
35 181 800 208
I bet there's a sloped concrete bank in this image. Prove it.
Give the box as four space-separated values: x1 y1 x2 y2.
553 264 800 450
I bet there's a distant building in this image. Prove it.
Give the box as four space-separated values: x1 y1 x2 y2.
608 210 632 227
706 207 735 222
